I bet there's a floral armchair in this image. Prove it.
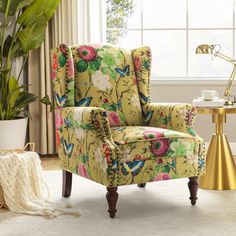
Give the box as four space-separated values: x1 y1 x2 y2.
51 44 205 218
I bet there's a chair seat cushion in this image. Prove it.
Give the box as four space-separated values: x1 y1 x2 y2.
111 126 200 162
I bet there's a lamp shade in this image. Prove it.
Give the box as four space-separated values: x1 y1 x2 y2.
196 44 214 54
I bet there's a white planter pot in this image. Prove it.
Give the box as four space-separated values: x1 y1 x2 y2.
0 118 28 150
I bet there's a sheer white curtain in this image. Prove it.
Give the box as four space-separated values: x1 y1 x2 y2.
77 0 106 43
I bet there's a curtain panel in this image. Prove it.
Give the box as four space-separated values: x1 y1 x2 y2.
28 0 78 154
28 0 105 154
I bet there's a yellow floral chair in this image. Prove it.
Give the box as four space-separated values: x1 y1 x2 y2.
51 44 205 218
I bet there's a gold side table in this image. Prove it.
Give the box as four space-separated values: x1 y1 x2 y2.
197 106 236 190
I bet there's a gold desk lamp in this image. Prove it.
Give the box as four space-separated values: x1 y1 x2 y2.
196 44 236 105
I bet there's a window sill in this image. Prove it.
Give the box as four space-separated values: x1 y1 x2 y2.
150 78 229 85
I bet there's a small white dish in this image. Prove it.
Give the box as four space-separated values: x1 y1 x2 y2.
198 96 220 101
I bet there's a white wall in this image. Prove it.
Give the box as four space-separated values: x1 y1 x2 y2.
150 81 236 153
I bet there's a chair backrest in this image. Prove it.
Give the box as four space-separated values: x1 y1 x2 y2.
51 44 152 127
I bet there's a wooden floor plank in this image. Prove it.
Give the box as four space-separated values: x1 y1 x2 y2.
40 156 60 170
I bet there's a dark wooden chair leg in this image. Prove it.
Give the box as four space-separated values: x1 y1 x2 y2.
137 183 146 188
106 187 118 218
62 170 72 197
188 176 199 206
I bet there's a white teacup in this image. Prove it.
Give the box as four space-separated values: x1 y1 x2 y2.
201 90 218 100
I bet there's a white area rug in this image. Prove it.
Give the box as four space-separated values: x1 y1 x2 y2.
1 171 236 236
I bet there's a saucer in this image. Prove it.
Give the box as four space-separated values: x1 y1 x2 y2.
199 96 220 101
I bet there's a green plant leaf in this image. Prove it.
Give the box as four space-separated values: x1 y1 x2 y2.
17 0 60 26
0 0 36 16
22 110 32 119
40 95 55 112
16 0 60 52
8 76 19 95
0 102 3 119
11 41 24 57
15 0 35 13
0 68 10 74
15 91 38 110
7 85 20 110
17 22 47 52
0 0 22 16
3 35 12 57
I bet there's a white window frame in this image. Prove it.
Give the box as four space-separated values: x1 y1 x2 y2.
106 0 236 83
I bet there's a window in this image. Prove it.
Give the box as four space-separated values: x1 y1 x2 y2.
106 0 236 80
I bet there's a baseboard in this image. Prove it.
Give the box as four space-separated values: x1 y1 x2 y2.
206 142 236 155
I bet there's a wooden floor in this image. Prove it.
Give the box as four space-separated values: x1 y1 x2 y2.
40 156 60 170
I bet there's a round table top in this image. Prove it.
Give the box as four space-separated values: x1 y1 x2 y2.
196 106 236 115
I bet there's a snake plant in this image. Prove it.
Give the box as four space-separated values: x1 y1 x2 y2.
0 0 60 120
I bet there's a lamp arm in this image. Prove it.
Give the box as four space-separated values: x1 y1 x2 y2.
215 52 236 65
224 65 236 98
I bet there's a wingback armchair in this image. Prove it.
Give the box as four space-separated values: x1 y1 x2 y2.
51 44 205 218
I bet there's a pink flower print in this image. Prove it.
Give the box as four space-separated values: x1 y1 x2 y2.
56 131 60 148
67 58 74 78
187 110 195 124
103 98 109 103
108 112 121 126
151 139 169 156
59 44 67 55
78 163 89 178
102 143 111 162
52 54 58 70
51 70 56 80
162 173 172 180
55 110 63 130
154 173 172 181
144 130 164 140
78 46 97 61
134 56 141 71
134 154 142 160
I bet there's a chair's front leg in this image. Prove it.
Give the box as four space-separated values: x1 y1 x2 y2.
62 170 73 197
106 187 118 218
188 176 199 205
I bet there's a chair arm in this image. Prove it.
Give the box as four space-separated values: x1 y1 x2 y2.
142 103 197 135
58 107 111 138
56 107 120 186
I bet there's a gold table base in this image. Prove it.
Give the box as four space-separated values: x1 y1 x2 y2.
200 113 236 190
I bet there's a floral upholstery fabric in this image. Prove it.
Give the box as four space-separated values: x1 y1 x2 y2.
117 156 204 186
56 110 117 186
50 44 206 187
132 47 152 106
71 44 143 127
142 103 197 134
111 126 201 162
51 44 75 107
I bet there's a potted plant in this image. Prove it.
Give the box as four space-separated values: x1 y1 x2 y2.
0 0 60 150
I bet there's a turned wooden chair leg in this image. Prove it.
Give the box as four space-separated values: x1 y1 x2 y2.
188 176 199 206
137 183 146 188
62 170 72 197
106 187 118 218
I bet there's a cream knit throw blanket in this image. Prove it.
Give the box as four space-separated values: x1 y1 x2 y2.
0 152 79 218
